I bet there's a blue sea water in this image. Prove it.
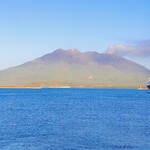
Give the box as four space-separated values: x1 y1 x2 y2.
0 89 150 150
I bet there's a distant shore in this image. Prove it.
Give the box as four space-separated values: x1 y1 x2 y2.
0 86 42 89
0 86 149 90
137 87 149 90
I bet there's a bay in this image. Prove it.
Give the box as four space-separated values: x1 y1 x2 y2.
0 89 150 150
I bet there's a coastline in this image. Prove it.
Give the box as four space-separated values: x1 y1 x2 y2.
0 86 42 89
0 86 149 90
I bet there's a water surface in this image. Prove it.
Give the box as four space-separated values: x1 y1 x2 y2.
0 89 150 150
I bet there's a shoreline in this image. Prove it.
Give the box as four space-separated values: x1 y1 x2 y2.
0 86 149 90
0 86 42 89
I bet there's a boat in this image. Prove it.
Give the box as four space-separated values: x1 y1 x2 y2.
147 78 150 89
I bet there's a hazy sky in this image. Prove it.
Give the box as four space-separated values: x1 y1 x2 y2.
0 0 150 69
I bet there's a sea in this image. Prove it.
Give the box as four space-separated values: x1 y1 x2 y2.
0 89 150 150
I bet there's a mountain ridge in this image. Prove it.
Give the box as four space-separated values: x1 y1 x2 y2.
0 49 149 88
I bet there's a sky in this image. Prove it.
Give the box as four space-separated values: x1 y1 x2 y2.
0 0 150 70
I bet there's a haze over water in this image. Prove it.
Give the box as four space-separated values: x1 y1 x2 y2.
0 89 150 150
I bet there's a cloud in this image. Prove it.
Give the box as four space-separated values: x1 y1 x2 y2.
107 45 136 56
107 40 150 57
131 39 150 46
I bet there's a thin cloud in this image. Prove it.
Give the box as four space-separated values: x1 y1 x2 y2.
131 39 150 46
107 40 150 57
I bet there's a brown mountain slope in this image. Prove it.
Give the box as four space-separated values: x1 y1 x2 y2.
0 49 149 88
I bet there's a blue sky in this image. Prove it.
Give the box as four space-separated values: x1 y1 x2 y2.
0 0 150 69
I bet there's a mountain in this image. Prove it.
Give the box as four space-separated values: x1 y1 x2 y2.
0 49 149 88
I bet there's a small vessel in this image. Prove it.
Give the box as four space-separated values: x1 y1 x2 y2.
147 78 150 89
